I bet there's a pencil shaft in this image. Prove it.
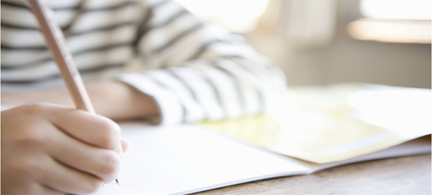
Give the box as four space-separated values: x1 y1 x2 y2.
28 0 95 114
29 0 120 185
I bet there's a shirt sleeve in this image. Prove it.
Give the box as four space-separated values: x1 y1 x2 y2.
117 0 287 125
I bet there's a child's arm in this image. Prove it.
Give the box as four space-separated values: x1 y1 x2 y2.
2 81 159 121
115 0 287 125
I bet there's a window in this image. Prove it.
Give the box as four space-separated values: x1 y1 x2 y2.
347 0 431 44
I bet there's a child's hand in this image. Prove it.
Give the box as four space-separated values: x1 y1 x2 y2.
1 103 130 194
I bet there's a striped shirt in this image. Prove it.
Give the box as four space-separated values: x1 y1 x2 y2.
1 0 287 124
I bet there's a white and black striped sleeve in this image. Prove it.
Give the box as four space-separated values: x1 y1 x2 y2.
118 0 287 125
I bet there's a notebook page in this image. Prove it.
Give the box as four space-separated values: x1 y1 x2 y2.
303 135 431 173
91 123 309 195
202 84 431 163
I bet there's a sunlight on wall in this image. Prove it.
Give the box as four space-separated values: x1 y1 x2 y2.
175 0 269 33
348 0 431 44
361 0 431 20
348 19 431 44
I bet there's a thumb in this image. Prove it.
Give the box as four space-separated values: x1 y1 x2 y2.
120 137 131 153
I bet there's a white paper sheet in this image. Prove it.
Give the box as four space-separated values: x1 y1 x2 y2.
91 123 430 195
91 123 309 195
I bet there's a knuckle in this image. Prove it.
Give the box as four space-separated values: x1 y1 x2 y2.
19 132 48 151
23 103 51 115
99 151 121 178
94 118 121 148
14 157 40 178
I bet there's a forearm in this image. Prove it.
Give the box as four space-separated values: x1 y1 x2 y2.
1 81 159 120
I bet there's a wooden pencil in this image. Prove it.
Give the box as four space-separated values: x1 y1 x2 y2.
28 0 120 185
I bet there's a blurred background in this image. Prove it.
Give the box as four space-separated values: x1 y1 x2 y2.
175 0 431 88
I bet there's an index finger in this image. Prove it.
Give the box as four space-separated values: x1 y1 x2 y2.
46 106 122 153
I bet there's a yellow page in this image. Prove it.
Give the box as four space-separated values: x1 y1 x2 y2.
202 83 431 163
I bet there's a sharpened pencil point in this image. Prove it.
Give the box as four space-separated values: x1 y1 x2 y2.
115 179 120 185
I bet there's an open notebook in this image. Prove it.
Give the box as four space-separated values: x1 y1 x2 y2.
91 84 431 195
91 123 430 195
202 84 432 163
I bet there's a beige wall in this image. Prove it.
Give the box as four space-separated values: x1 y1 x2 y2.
243 0 431 89
245 33 431 88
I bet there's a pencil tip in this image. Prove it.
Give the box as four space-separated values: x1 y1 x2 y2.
115 179 120 185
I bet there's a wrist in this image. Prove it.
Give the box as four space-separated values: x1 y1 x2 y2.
86 81 159 120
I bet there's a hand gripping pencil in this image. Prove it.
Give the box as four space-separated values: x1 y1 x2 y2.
28 0 120 185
